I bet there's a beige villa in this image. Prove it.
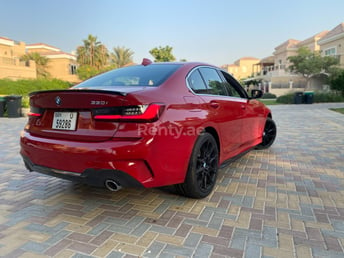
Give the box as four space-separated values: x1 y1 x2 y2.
0 38 79 83
221 57 260 80
26 43 79 83
244 22 344 96
0 37 36 80
318 23 344 69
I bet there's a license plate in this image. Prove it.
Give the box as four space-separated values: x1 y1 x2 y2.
52 112 77 130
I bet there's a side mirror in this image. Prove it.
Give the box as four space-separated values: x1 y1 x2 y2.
251 89 263 99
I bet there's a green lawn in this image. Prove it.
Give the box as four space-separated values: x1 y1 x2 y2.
259 99 278 105
330 108 344 114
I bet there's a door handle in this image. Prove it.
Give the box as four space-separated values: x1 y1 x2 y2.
210 101 220 109
241 104 246 110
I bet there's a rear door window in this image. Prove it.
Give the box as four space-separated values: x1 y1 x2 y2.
198 67 227 96
187 69 208 94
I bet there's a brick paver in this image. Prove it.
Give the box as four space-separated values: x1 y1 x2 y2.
0 103 343 257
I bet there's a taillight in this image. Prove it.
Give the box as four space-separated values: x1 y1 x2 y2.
28 112 42 117
94 103 164 122
28 107 44 117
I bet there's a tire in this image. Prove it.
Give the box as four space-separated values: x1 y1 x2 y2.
176 132 219 199
256 117 277 150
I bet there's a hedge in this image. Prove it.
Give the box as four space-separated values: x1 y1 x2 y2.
276 92 344 104
0 79 72 108
261 92 277 99
0 79 72 96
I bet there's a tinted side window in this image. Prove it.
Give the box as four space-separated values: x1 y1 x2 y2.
199 68 227 96
187 69 208 94
221 71 248 98
223 82 242 98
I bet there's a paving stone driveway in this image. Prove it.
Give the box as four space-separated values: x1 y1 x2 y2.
0 103 343 258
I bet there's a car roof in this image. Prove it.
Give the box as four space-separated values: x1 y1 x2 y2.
149 61 214 67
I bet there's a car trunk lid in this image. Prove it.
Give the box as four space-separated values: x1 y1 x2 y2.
27 89 128 142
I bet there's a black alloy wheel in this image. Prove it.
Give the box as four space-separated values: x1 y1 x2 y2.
256 117 277 149
177 132 219 198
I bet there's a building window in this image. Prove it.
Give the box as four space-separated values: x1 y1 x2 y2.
69 64 77 75
324 47 336 56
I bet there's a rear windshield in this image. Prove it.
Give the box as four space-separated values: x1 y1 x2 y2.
73 64 182 88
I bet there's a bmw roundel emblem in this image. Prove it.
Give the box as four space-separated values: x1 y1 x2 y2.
55 96 62 105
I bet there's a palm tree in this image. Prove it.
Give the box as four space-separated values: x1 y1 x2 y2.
76 34 109 69
20 52 50 78
110 46 134 68
95 44 109 69
76 45 87 66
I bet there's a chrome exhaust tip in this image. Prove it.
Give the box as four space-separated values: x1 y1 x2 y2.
105 179 123 192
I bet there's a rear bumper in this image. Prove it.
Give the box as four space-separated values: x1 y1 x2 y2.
20 130 157 188
21 154 143 188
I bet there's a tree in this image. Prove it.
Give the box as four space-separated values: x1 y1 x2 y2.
76 34 109 69
76 34 109 79
329 68 344 96
110 46 134 68
76 65 100 81
20 52 50 78
288 46 339 89
149 45 176 62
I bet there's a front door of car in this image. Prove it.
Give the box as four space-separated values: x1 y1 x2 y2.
188 67 245 158
220 71 261 149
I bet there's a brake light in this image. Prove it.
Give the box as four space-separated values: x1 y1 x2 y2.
28 112 42 117
94 103 164 122
28 107 44 117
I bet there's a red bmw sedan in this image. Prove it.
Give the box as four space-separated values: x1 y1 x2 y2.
20 59 276 198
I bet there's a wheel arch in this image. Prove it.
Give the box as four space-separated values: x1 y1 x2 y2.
204 126 220 155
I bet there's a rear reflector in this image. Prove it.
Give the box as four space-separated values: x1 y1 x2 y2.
94 103 164 122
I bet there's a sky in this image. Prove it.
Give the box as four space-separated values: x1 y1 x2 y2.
1 0 344 66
